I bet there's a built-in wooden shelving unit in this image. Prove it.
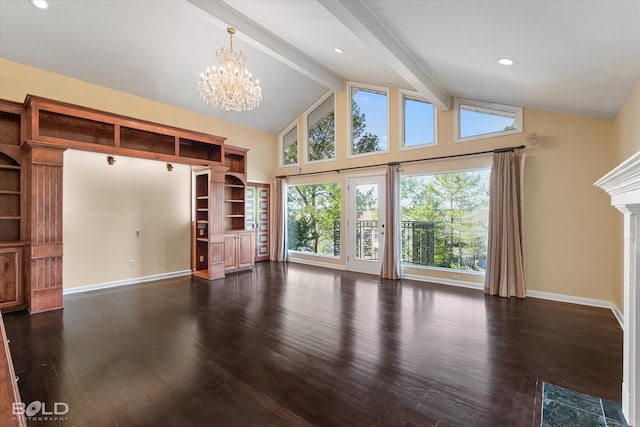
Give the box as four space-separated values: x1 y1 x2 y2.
0 94 256 313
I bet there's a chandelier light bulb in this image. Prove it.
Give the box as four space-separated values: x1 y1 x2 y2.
198 27 263 112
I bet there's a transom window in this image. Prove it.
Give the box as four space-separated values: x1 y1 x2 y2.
454 98 522 142
280 122 298 166
401 91 436 149
348 83 388 156
306 93 336 163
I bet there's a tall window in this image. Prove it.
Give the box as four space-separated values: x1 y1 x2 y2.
306 93 335 162
401 91 436 149
349 83 388 156
287 183 341 256
454 98 522 142
400 169 490 271
280 122 298 166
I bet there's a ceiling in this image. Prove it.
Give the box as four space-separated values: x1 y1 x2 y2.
1 0 639 135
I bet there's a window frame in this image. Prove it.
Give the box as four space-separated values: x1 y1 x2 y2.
454 98 523 143
399 89 438 151
279 120 299 167
286 180 342 258
347 81 390 159
304 91 337 165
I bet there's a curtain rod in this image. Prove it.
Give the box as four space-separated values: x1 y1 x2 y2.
276 145 526 179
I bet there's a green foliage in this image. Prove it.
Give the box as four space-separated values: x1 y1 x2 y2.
504 121 517 131
351 102 381 154
308 112 335 161
401 172 488 270
283 141 297 165
356 185 377 220
287 183 341 255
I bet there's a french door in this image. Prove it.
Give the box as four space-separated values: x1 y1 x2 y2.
347 175 386 274
246 183 270 262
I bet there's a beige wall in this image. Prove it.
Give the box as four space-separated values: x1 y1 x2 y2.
63 150 191 288
280 84 616 301
610 80 640 311
0 59 278 288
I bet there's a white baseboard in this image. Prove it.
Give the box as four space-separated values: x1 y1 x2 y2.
63 270 192 295
287 257 346 271
401 273 483 291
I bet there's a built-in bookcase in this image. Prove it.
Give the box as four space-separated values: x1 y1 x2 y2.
0 101 25 312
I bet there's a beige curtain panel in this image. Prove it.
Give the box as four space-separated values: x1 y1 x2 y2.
381 164 401 280
484 152 526 298
270 177 287 262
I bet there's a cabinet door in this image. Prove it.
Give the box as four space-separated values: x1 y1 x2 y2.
224 234 238 270
237 232 255 269
0 247 22 310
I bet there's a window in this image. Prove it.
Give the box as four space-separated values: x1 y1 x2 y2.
280 122 298 166
454 98 522 142
306 93 335 163
400 169 490 271
287 183 341 256
349 83 388 156
401 91 436 149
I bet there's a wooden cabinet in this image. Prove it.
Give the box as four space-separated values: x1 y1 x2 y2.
0 246 23 311
224 231 255 271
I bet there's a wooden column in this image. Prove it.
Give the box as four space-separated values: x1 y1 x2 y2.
22 141 66 313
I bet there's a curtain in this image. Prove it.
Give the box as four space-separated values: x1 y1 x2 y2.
270 177 287 262
381 164 401 279
484 152 526 297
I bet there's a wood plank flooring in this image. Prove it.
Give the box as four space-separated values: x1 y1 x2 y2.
4 262 622 426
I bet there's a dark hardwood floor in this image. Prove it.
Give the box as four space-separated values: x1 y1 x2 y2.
4 262 622 426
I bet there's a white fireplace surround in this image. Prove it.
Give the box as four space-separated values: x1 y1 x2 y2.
596 150 640 426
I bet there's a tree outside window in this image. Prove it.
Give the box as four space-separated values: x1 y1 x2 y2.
287 183 341 255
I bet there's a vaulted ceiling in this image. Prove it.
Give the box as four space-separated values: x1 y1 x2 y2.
1 0 639 134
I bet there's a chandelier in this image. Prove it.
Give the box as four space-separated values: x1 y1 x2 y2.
198 27 262 112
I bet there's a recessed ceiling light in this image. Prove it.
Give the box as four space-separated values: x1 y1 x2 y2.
498 58 515 66
333 47 344 54
29 0 49 9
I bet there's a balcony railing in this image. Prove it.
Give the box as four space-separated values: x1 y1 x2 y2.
332 220 435 265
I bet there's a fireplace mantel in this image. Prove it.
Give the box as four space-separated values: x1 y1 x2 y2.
596 150 640 426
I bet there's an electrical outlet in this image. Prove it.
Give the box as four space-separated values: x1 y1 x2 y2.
451 275 460 280
129 259 135 268
135 229 141 237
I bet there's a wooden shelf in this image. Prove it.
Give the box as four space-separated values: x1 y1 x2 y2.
224 199 244 203
0 165 19 170
0 191 19 195
0 217 20 220
24 95 227 167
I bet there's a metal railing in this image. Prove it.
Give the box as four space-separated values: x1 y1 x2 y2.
332 220 435 265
